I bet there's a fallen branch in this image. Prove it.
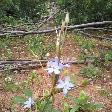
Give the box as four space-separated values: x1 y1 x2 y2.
0 21 112 37
0 59 87 72
79 31 112 41
0 57 112 72
83 27 112 32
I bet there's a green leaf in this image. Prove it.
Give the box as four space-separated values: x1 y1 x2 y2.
70 106 79 112
81 79 89 87
79 91 88 100
63 102 70 112
12 96 25 104
93 103 103 110
74 98 80 104
64 102 69 107
4 82 19 92
23 88 32 97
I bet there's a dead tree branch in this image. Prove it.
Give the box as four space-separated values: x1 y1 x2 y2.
0 56 112 72
0 21 112 37
79 31 112 41
0 59 86 72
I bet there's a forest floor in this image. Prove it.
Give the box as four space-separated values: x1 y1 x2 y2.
0 33 112 112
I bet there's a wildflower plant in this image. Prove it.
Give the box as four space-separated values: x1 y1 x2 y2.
12 88 34 110
23 97 34 108
56 76 74 96
45 57 70 75
11 13 103 112
70 91 103 112
44 12 74 98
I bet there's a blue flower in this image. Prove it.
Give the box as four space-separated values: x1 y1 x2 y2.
45 57 70 75
56 76 74 96
23 97 34 108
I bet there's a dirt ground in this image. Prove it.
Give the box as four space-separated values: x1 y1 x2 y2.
0 34 112 112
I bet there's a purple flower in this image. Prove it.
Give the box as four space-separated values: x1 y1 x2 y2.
45 57 70 75
56 76 74 96
23 97 34 108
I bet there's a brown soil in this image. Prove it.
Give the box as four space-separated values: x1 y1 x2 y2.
0 34 112 112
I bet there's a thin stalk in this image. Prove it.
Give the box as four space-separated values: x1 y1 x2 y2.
56 30 61 62
41 98 50 112
35 103 38 112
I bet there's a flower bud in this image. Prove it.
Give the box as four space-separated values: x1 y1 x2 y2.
61 20 65 32
65 12 69 24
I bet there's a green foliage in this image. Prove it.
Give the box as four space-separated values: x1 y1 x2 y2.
12 96 25 104
27 35 55 59
36 98 59 112
27 35 45 59
94 50 112 67
63 102 71 112
104 50 112 65
81 79 89 87
0 0 48 23
0 0 112 24
26 70 37 84
3 77 20 92
4 82 19 92
74 35 95 62
0 37 11 49
74 35 94 51
80 65 102 79
70 91 103 112
57 0 112 24
12 88 32 105
81 40 94 51
23 88 32 97
0 37 13 59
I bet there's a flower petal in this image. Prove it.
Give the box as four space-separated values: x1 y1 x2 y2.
54 68 60 74
24 100 29 105
64 76 70 83
63 88 68 96
68 83 74 88
24 104 30 108
47 68 54 74
23 97 34 108
56 79 64 88
59 63 64 69
30 98 34 105
23 101 31 108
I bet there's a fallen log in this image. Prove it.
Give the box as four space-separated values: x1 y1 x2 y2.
0 59 87 72
1 57 112 72
0 21 112 37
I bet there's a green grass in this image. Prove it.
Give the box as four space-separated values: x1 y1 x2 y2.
80 65 102 79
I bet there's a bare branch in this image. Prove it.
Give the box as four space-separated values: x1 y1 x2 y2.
0 59 86 72
79 31 112 41
0 21 112 37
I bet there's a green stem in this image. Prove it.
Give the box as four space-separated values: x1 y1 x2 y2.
41 96 51 112
35 103 38 112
